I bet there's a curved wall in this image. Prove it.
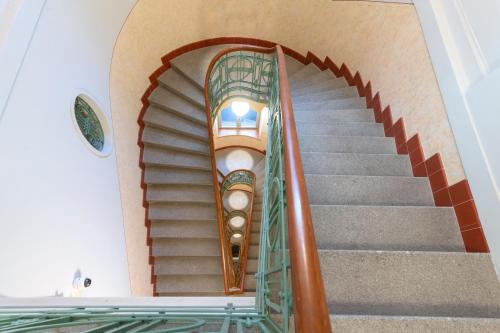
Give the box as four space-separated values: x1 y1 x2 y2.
111 0 463 295
0 0 136 297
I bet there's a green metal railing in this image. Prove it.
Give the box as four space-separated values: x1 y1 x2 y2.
0 304 263 332
254 56 291 333
207 51 273 123
206 49 291 332
221 170 255 196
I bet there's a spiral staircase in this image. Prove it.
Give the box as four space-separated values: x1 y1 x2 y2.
3 44 500 333
138 44 500 331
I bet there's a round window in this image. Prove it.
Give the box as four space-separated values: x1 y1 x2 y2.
74 96 105 152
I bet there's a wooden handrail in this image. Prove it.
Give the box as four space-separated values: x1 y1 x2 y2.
276 46 332 333
204 45 332 333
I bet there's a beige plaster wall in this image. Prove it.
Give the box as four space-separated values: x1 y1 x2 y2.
110 0 464 295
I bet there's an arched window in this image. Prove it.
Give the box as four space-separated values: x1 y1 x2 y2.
219 107 258 128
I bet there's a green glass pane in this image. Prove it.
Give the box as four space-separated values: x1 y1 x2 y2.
74 96 104 151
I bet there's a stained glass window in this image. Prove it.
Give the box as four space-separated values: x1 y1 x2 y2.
74 96 104 151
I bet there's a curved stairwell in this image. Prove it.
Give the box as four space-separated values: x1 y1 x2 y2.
140 42 500 330
287 62 500 331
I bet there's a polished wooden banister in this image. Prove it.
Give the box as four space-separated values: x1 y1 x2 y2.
204 45 332 332
276 46 332 333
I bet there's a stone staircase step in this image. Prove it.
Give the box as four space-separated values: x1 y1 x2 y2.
293 86 359 103
285 56 304 77
169 66 206 91
252 201 262 209
149 202 216 220
171 45 236 88
249 232 260 245
291 70 337 90
144 166 213 185
158 69 205 107
294 109 374 123
297 121 384 137
143 146 211 170
312 205 464 252
154 256 221 275
330 315 500 333
148 86 206 124
147 184 215 203
156 275 223 294
251 223 261 233
289 64 321 83
157 291 226 297
320 250 500 318
142 126 208 154
144 106 207 140
247 259 258 273
251 210 261 219
301 152 412 177
244 274 257 291
152 238 220 257
248 245 260 259
306 174 434 206
292 77 348 96
294 97 367 110
299 135 396 154
151 219 218 239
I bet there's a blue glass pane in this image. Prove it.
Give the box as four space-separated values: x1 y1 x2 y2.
220 107 258 128
240 110 257 128
220 107 237 127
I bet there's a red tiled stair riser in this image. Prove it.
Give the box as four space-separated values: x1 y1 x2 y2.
327 60 489 254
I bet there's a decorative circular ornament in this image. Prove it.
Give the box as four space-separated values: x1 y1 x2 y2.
231 233 243 244
74 96 104 151
228 191 249 210
71 93 112 157
230 215 246 229
225 149 254 171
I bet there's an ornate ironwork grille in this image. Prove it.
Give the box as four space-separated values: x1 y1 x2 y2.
74 96 104 151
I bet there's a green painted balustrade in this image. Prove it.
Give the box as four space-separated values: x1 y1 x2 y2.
221 170 255 196
207 51 273 124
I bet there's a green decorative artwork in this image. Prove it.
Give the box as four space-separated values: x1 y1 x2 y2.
74 96 104 151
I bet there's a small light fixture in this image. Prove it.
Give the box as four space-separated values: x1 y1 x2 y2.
231 101 250 117
231 233 243 243
228 191 249 210
230 215 246 229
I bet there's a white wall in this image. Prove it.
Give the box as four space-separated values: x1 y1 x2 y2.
415 0 500 273
0 0 136 296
